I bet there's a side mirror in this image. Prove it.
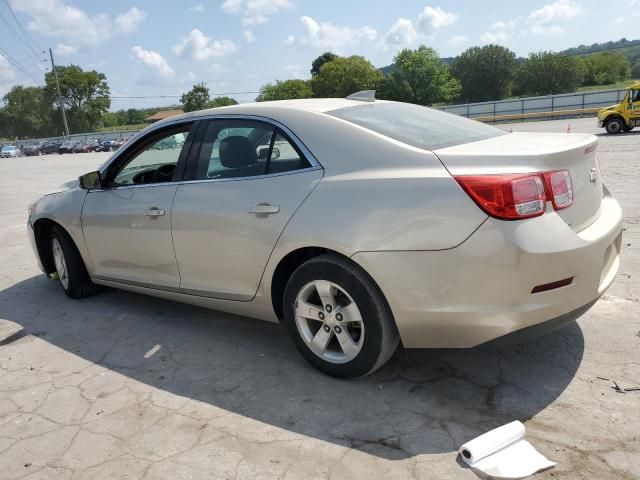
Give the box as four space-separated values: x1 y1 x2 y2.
79 171 103 190
271 146 280 160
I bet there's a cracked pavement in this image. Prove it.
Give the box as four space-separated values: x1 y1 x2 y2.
1 118 639 479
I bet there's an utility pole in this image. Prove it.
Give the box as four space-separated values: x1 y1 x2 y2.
49 48 70 138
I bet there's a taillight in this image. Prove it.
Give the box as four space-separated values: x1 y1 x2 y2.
455 170 573 220
543 170 573 210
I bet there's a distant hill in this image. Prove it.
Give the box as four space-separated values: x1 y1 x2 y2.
381 38 640 71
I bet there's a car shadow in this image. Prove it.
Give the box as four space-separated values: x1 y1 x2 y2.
0 275 585 461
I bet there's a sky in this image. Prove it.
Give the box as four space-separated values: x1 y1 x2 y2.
0 0 638 110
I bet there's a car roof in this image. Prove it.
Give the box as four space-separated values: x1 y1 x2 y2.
156 98 388 126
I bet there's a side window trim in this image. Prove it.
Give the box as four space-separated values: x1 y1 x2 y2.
102 121 197 189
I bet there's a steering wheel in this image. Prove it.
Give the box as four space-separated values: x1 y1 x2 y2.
152 164 175 183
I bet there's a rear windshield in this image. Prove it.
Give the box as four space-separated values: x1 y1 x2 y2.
328 102 506 150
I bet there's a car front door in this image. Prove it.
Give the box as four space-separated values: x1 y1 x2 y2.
81 122 195 289
171 118 323 300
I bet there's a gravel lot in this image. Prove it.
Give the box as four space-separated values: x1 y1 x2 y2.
1 117 639 479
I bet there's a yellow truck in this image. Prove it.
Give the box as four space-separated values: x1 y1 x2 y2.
598 82 640 134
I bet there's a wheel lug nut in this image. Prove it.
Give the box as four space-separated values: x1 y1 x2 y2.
334 326 342 334
323 325 331 332
318 312 325 320
335 313 343 321
326 305 333 313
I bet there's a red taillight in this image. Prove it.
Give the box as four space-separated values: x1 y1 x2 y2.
455 170 573 220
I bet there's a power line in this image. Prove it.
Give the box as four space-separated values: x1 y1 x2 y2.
2 0 42 56
0 46 44 86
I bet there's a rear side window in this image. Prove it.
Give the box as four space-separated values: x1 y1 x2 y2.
190 120 311 180
328 102 506 150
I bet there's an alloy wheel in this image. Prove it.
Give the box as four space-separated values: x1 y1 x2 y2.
52 237 69 290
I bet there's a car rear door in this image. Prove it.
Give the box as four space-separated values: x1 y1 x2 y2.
81 121 196 289
171 118 323 301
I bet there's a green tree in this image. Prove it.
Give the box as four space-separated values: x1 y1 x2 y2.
514 52 586 96
378 46 461 106
632 60 640 80
44 65 110 133
451 45 517 102
580 52 631 86
256 79 313 101
181 82 211 112
210 96 238 107
1 85 52 138
311 56 383 98
311 52 338 76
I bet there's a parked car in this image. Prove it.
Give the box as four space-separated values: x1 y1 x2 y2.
92 140 113 152
27 94 623 378
23 142 45 156
111 137 129 150
58 141 76 154
72 142 92 153
42 142 62 154
1 145 19 158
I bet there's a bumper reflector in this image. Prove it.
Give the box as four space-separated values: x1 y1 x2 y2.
531 277 573 294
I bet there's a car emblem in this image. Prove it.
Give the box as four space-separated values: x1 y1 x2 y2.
589 168 597 184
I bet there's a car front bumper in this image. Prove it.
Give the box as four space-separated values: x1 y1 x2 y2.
352 189 623 348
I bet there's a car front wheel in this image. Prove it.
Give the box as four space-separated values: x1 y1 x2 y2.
50 226 100 299
282 254 399 378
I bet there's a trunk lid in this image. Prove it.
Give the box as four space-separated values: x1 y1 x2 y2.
434 132 602 231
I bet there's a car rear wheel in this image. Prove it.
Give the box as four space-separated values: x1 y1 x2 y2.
605 118 624 134
50 226 100 299
282 254 399 378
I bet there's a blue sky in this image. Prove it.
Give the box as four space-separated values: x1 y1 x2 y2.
0 0 637 109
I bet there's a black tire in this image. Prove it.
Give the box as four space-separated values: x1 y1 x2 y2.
605 118 624 134
623 126 634 132
50 225 100 299
282 254 399 378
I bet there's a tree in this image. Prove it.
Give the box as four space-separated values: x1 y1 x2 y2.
452 45 517 102
580 52 631 86
256 79 313 101
311 56 383 98
1 86 52 138
633 60 640 80
210 96 238 107
44 65 110 133
311 52 338 76
181 82 211 112
378 46 461 106
514 52 586 96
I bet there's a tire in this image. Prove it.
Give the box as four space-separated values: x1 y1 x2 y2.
623 126 634 132
605 118 624 134
50 225 100 299
282 254 399 378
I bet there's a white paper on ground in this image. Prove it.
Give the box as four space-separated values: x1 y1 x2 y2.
458 421 555 479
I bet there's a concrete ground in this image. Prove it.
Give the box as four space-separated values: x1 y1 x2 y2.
0 117 638 479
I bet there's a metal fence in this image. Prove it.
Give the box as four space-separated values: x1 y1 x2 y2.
438 88 627 121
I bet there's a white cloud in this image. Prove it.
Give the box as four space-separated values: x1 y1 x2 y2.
115 7 146 34
189 4 205 12
416 6 457 35
284 35 295 46
131 46 175 78
243 29 256 42
447 35 468 48
295 16 377 51
284 64 305 79
222 0 292 26
480 19 519 44
526 0 582 34
384 18 418 48
54 43 78 56
209 63 228 74
173 29 238 61
10 0 147 49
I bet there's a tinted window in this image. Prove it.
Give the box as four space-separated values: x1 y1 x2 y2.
632 89 640 102
111 128 190 186
191 120 311 180
328 102 507 150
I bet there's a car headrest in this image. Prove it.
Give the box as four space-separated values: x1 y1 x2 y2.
219 136 257 169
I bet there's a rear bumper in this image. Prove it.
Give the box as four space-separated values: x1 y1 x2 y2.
352 190 623 348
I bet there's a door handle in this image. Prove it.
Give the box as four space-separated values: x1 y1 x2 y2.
144 208 165 217
249 203 279 215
